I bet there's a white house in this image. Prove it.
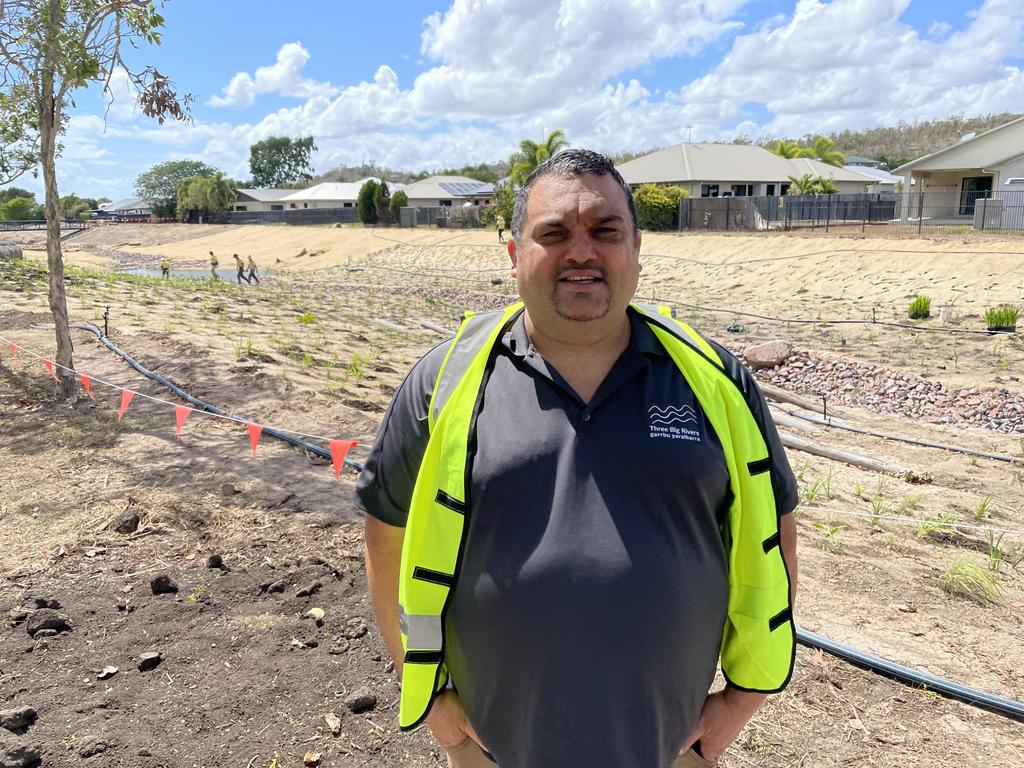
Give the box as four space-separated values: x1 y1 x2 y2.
842 165 902 193
401 176 494 208
616 143 874 197
894 117 1024 220
233 189 293 212
278 178 405 210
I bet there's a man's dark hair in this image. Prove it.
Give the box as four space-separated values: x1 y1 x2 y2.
510 149 637 241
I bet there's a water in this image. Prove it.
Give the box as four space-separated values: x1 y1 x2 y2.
123 268 261 282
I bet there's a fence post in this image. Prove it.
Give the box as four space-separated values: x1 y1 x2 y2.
725 197 731 231
917 193 924 235
825 194 832 232
980 196 988 231
863 198 869 233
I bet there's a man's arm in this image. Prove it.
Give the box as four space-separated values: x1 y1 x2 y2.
683 513 798 761
364 515 406 678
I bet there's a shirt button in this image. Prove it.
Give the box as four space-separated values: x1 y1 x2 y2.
583 414 591 422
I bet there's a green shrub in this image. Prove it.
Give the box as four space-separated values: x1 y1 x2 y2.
939 560 1002 605
984 304 1021 331
633 184 688 231
388 190 408 220
908 294 931 319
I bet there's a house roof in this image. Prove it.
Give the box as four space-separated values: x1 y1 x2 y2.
236 189 293 202
845 155 880 166
402 175 494 200
279 178 405 202
616 143 873 185
893 116 1024 174
843 165 901 184
105 197 150 212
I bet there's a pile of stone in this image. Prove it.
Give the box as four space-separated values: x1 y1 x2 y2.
0 241 23 260
750 348 1024 434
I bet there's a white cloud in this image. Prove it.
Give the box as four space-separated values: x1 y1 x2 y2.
208 42 338 108
928 20 952 37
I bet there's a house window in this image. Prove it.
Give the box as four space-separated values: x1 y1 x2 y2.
303 203 308 209
344 202 353 208
959 176 993 216
731 184 753 197
780 183 791 196
766 184 776 196
700 184 719 197
271 205 284 211
235 205 248 211
439 200 452 207
290 203 297 209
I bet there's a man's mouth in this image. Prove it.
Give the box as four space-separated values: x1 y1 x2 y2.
559 274 603 284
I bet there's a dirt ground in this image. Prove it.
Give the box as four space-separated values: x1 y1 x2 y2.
1 224 1023 767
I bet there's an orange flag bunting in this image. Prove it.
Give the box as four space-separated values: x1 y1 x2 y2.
42 359 60 381
247 422 263 457
329 439 357 479
117 390 136 421
174 405 191 439
78 373 95 400
7 343 16 366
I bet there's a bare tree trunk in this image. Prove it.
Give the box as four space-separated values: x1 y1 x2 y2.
40 0 75 398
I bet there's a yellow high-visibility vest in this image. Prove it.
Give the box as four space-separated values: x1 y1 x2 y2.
396 303 795 730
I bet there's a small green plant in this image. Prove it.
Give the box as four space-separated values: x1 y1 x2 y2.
939 560 1002 605
815 522 845 553
908 294 931 320
347 352 369 382
897 495 921 513
874 476 888 499
300 351 315 369
870 496 890 527
822 468 835 499
1007 543 1024 570
984 304 1021 332
297 311 317 326
975 493 994 521
986 531 1004 572
916 512 957 540
803 477 823 505
852 481 864 499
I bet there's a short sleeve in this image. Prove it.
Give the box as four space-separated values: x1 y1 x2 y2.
352 341 452 527
707 340 799 516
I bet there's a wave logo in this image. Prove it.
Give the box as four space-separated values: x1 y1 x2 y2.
648 404 698 426
648 404 703 442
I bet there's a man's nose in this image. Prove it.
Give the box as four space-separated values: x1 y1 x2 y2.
564 232 595 263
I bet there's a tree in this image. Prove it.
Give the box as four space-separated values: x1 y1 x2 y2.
388 189 408 221
773 140 803 159
0 186 36 203
135 159 217 218
804 135 844 167
633 184 687 230
357 179 379 225
1 0 191 396
0 196 38 220
786 174 838 195
373 180 390 225
176 172 236 222
249 136 317 188
59 192 98 219
509 129 570 186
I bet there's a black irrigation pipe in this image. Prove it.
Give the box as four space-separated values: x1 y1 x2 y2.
70 322 366 472
797 628 1024 723
64 325 1024 724
777 407 1024 464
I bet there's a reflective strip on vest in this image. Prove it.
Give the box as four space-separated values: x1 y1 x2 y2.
397 302 795 730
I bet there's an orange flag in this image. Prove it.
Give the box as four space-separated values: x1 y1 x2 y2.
329 439 357 478
174 405 191 439
78 373 96 400
247 422 263 457
6 343 16 367
42 359 60 381
117 390 136 421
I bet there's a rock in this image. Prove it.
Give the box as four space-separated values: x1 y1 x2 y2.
137 652 162 672
31 629 57 639
150 574 179 595
725 323 745 333
78 735 109 757
295 581 322 598
0 729 40 767
206 554 224 569
343 617 368 639
304 608 325 627
97 666 118 680
0 242 23 261
323 712 342 736
220 482 237 497
7 610 27 624
344 687 377 714
264 579 288 594
111 510 140 534
32 597 60 609
745 340 793 370
0 706 36 733
303 752 322 767
25 609 71 637
327 639 350 655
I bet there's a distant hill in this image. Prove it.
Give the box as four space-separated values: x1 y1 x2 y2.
771 113 1024 169
310 160 510 187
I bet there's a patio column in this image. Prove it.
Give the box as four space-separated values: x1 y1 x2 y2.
900 173 913 221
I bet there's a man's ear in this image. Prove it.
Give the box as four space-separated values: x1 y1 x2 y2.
507 238 518 278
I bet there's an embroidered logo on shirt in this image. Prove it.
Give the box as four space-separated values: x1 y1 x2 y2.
648 405 703 442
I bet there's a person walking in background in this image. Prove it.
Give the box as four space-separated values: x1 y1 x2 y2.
160 257 170 279
247 254 260 285
234 253 250 285
495 213 506 244
209 250 219 280
360 149 798 768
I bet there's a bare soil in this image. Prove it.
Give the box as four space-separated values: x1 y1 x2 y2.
1 225 1023 767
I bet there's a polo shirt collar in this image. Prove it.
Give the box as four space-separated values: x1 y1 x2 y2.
500 306 668 358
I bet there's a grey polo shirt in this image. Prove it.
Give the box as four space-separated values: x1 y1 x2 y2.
355 309 797 768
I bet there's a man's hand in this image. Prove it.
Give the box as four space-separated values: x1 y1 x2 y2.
425 690 489 753
681 687 767 762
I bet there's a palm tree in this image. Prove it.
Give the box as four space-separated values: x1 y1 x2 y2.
786 173 817 195
510 129 570 185
814 176 839 194
773 139 803 159
804 136 845 167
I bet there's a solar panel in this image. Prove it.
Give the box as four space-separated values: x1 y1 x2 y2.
439 182 494 197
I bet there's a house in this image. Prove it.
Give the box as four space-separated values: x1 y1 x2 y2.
616 143 874 197
893 117 1024 219
401 176 494 208
842 165 902 193
233 189 293 212
277 178 405 211
97 198 151 222
844 155 882 167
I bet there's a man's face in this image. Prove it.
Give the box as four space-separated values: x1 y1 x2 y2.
508 173 641 325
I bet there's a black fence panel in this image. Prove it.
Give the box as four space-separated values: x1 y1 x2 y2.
216 208 362 225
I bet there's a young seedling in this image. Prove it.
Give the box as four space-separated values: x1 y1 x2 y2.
975 494 994 521
939 560 1002 606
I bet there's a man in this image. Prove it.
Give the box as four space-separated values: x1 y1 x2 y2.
233 253 250 285
495 212 506 244
209 250 219 280
358 150 798 768
159 257 170 279
247 254 260 285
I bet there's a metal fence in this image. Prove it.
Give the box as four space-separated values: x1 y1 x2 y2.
0 219 87 231
678 189 1024 236
398 205 482 228
215 207 362 226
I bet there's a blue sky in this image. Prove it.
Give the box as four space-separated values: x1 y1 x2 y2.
5 0 1023 201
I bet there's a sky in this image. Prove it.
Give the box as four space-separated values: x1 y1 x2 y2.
5 0 1024 201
